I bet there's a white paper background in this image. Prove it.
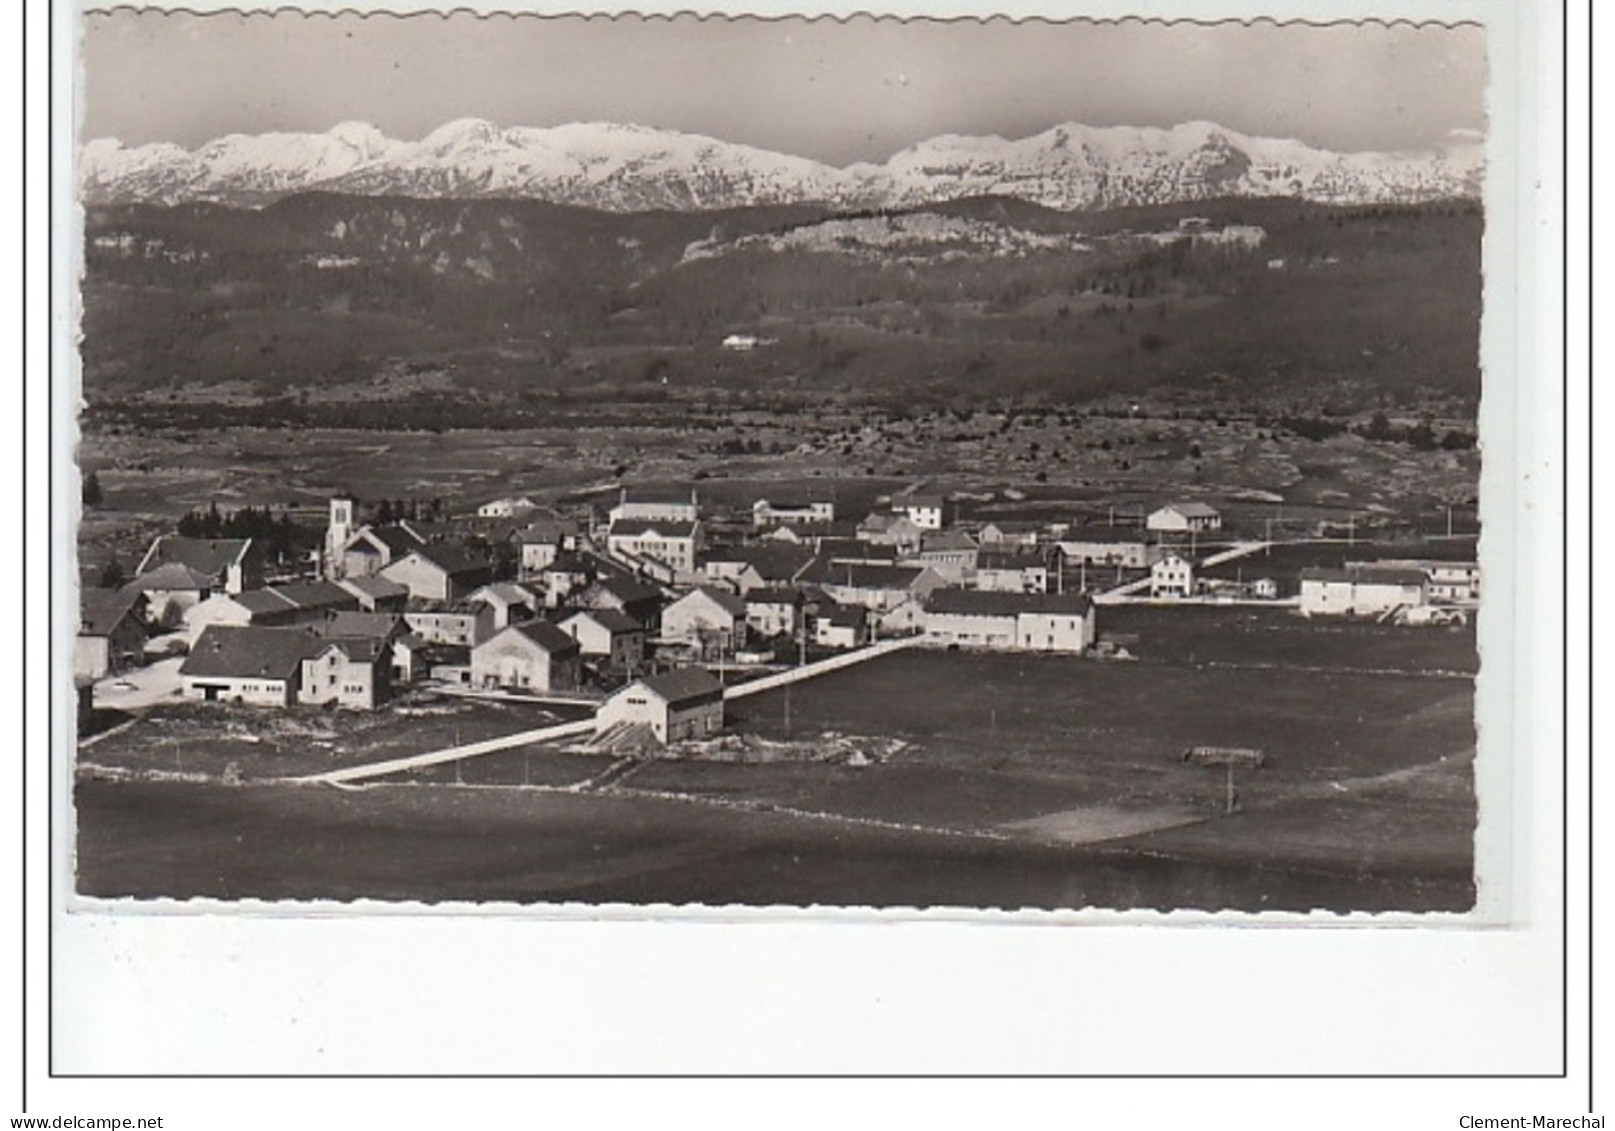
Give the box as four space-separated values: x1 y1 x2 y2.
18 0 1591 1122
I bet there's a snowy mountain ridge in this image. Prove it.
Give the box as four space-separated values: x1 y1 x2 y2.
81 118 1484 212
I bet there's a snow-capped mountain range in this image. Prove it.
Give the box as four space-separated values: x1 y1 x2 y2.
80 118 1484 213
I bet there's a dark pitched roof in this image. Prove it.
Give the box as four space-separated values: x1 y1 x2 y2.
1155 502 1221 518
902 494 947 509
79 589 141 636
1301 566 1429 587
272 581 359 611
977 549 1048 571
919 529 980 552
597 575 664 605
337 575 410 600
745 586 804 606
509 620 582 655
140 536 252 582
818 538 898 562
982 519 1043 533
129 561 215 591
315 636 390 664
808 561 930 589
368 525 427 555
633 666 725 705
180 625 322 680
703 544 816 580
820 603 868 628
674 586 748 618
1059 526 1150 545
409 545 493 577
608 518 699 539
514 518 580 544
927 590 1092 617
562 608 643 635
235 589 299 616
321 611 405 640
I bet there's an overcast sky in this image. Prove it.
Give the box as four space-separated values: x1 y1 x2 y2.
82 11 1486 165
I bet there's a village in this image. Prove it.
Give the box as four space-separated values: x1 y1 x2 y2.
75 477 1482 772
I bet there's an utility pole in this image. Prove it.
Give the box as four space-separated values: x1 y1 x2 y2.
1446 504 1454 538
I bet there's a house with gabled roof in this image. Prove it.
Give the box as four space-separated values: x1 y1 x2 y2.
477 495 540 519
907 528 980 585
136 536 263 596
336 574 410 613
895 493 947 530
810 561 946 613
124 561 225 628
578 574 665 630
183 588 298 639
299 635 393 710
336 523 427 580
924 590 1095 653
662 587 749 658
1147 502 1223 534
180 625 326 707
467 581 541 629
77 589 148 679
595 667 725 745
608 485 699 526
1054 526 1158 570
743 586 805 640
1300 565 1428 617
856 511 926 553
557 608 646 674
813 601 870 650
380 545 494 603
978 520 1043 547
470 620 583 693
974 549 1050 594
606 517 701 574
752 492 835 528
701 544 815 593
514 515 583 576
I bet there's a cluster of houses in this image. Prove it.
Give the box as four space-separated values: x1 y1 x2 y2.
76 482 1479 745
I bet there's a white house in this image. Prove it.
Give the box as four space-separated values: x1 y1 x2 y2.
298 636 392 710
814 562 946 613
743 587 804 640
1299 566 1428 617
1147 503 1222 534
1150 554 1195 598
137 535 263 596
467 582 542 630
907 529 980 586
595 667 725 745
557 608 646 674
403 601 498 648
379 546 494 604
923 591 1095 653
661 587 749 657
973 550 1049 594
895 494 946 530
606 518 701 574
608 486 699 526
179 625 324 707
477 496 539 519
753 494 835 528
469 621 583 693
813 603 869 650
1055 527 1157 569
977 520 1042 547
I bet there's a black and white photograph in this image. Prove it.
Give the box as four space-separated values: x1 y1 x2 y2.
65 7 1498 916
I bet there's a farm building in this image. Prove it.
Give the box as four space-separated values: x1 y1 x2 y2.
467 582 541 629
334 522 427 581
608 486 699 526
336 574 410 613
895 494 947 530
1353 559 1481 604
744 587 805 640
811 561 946 613
578 574 665 630
973 549 1050 594
752 493 835 528
76 590 147 680
978 520 1042 547
1146 503 1223 534
557 608 646 673
605 518 701 574
907 529 980 586
403 600 498 648
855 511 926 554
1299 566 1428 617
380 546 494 603
923 591 1095 653
136 535 264 596
182 588 297 638
1055 527 1157 569
477 496 539 519
662 587 750 658
469 621 583 693
298 636 392 710
595 667 725 746
1150 554 1195 599
813 602 870 649
179 625 323 707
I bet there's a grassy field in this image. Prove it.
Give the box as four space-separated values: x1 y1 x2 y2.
78 692 589 783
